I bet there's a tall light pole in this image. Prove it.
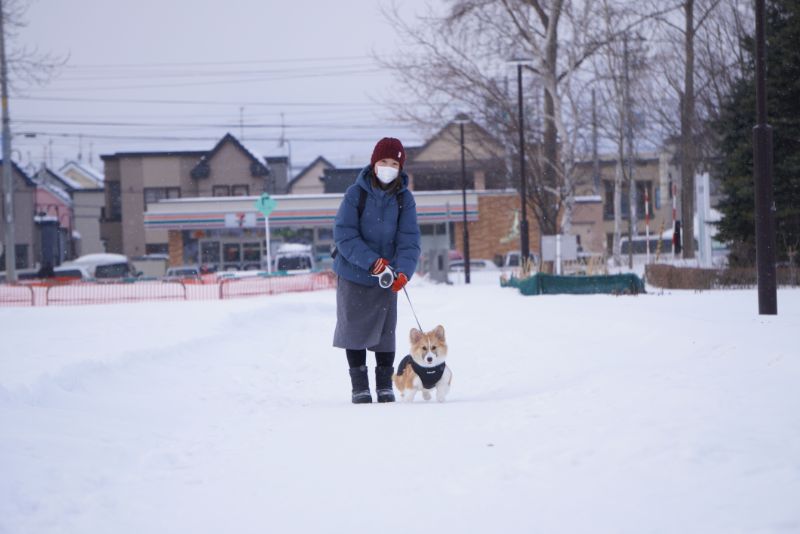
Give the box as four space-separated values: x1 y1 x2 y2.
454 113 471 284
0 1 16 282
753 0 777 314
515 62 530 263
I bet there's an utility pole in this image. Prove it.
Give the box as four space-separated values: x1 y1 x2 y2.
623 34 636 269
753 0 777 314
592 89 600 195
1 0 16 282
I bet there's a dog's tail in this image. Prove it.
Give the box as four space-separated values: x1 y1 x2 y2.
392 355 413 388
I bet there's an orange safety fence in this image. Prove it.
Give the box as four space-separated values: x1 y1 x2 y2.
219 271 337 299
0 284 35 307
0 271 338 307
45 281 188 306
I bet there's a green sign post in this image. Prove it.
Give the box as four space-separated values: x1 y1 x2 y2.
255 193 277 273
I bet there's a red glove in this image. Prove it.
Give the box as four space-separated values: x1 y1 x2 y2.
391 272 408 293
371 257 390 275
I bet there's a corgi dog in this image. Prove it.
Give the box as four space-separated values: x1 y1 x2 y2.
393 325 452 402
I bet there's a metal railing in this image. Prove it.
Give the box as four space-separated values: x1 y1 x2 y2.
0 271 338 307
0 284 35 307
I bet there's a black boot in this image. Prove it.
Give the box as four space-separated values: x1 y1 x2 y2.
375 366 396 403
349 365 372 404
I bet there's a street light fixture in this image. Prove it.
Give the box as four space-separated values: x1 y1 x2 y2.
454 112 471 284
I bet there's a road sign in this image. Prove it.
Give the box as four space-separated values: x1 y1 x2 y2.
254 193 277 216
254 193 277 273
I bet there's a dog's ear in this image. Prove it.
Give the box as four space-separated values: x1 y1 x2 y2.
410 328 423 344
433 325 446 342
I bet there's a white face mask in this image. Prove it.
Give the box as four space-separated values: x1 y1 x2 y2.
375 165 399 184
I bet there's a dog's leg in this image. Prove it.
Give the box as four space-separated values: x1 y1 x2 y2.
436 369 452 402
422 389 432 401
404 388 418 402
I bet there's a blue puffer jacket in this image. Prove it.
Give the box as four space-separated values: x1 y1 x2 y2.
333 165 421 287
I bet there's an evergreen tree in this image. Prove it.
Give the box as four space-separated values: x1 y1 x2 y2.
715 0 800 265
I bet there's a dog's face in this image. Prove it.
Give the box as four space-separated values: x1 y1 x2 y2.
409 325 448 367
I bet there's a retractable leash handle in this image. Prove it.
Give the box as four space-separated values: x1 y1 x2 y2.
372 264 396 289
370 265 424 331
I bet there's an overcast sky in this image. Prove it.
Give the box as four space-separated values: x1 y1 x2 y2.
10 0 436 174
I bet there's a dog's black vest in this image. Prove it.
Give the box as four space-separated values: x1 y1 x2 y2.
397 354 446 389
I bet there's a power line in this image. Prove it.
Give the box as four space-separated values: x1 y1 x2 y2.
11 95 394 107
15 131 395 143
23 68 386 92
12 118 392 129
62 55 375 69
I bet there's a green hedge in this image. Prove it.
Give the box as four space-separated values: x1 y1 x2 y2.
514 273 645 296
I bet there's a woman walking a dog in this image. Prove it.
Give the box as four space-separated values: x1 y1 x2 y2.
332 137 421 404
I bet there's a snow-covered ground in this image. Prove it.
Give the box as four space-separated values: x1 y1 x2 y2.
1 274 798 534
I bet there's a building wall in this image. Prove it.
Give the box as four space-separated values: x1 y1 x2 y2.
572 155 676 252
198 142 265 196
452 193 541 263
289 160 328 194
0 167 36 269
72 190 106 255
571 200 605 254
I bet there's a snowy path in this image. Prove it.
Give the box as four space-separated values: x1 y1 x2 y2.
1 280 799 533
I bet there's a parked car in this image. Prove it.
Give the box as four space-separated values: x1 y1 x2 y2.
503 250 540 269
164 265 201 281
270 243 316 274
61 253 139 279
52 265 92 280
449 259 499 272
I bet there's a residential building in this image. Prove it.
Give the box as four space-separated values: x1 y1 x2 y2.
59 160 105 189
287 156 333 195
100 133 275 258
0 161 37 270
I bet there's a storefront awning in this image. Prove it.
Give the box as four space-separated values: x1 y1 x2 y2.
144 191 479 230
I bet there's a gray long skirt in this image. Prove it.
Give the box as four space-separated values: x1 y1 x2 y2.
333 276 397 352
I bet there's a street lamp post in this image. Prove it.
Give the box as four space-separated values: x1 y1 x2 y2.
515 63 530 264
753 0 777 315
455 113 471 284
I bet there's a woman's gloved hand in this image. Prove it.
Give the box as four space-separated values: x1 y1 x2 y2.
371 257 390 275
390 273 408 293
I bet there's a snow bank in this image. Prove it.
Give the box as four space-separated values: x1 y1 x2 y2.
1 282 798 534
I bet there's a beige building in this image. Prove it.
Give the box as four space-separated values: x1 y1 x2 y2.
0 161 37 270
100 133 283 258
572 151 679 254
287 156 333 195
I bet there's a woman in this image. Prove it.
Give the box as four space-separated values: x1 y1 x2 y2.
332 137 421 404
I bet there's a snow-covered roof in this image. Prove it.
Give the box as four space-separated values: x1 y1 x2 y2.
59 160 105 186
37 180 73 205
71 253 130 265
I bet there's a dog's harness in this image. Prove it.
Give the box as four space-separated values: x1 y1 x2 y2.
397 355 446 389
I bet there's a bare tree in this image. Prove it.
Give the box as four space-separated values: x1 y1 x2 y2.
645 0 750 260
379 0 630 237
2 0 65 90
590 0 655 267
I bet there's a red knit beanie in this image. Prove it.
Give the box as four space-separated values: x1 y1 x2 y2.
370 137 406 170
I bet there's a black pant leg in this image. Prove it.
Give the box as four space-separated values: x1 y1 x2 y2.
346 349 367 369
375 351 395 367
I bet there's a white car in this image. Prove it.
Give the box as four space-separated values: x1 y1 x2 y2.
448 259 499 272
61 253 139 279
